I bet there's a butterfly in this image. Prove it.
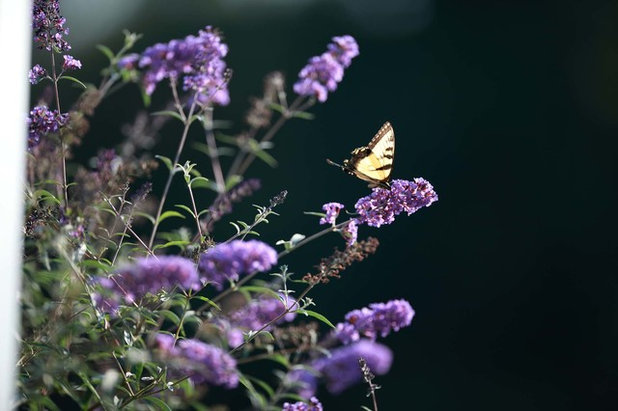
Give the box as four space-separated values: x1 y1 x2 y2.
327 121 395 189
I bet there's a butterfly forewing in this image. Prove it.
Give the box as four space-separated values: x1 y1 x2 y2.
345 122 395 187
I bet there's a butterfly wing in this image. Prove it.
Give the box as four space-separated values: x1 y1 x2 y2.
344 122 395 188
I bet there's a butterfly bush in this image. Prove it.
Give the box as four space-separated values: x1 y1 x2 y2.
21 2 438 409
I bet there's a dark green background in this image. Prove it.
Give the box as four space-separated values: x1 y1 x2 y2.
46 0 618 409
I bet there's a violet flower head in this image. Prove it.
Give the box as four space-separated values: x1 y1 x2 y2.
355 178 438 227
228 293 297 330
294 35 358 102
117 53 140 70
282 397 323 411
138 26 230 105
341 219 358 247
334 299 415 343
92 256 200 316
28 64 47 84
32 0 71 51
27 105 68 149
198 240 277 290
313 340 393 394
62 55 82 71
155 334 239 388
319 202 344 225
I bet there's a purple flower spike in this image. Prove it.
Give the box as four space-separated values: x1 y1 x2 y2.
62 55 82 71
282 397 323 411
294 35 358 102
334 299 415 343
28 65 47 84
32 0 71 51
313 340 393 394
319 202 344 225
355 178 438 227
198 240 277 290
155 334 239 388
27 105 68 149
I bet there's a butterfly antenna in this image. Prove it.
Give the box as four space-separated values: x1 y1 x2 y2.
326 158 345 170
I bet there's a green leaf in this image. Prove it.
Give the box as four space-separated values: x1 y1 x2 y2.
153 240 190 251
174 204 196 218
157 210 185 224
238 285 280 299
133 211 155 225
159 310 180 325
303 211 327 218
244 375 275 398
361 407 373 411
154 155 175 172
191 295 221 311
189 176 210 188
296 309 335 328
58 75 87 89
144 397 172 411
34 189 61 204
224 175 242 191
269 102 287 114
96 44 115 60
80 259 111 272
292 110 315 120
151 110 184 122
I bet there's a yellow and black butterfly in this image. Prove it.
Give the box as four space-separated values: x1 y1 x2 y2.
327 121 395 188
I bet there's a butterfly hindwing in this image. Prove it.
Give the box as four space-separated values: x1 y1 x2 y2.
344 122 395 188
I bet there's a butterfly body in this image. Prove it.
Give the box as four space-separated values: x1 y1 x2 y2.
327 121 395 188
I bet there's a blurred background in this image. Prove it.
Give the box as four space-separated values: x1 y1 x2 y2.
36 0 618 409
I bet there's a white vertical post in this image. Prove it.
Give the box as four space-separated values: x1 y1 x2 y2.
0 0 31 407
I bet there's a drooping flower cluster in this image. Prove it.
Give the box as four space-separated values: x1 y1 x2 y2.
205 178 261 230
334 299 415 344
228 294 297 331
319 202 344 225
294 35 359 102
198 240 278 290
282 397 323 411
32 0 71 51
27 105 68 149
136 27 230 105
314 340 393 394
92 256 200 315
355 178 438 227
155 334 239 388
62 55 82 71
28 65 47 84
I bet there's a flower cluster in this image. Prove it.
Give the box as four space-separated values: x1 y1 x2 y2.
319 202 344 225
28 65 47 84
62 55 82 71
355 178 438 227
32 0 71 51
340 219 358 247
228 294 297 331
294 35 359 102
92 256 200 315
136 26 230 105
198 240 278 290
308 340 393 394
155 334 239 388
205 178 261 229
334 299 415 344
282 397 323 411
27 105 68 149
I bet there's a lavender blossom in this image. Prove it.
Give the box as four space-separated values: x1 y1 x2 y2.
117 53 140 70
294 35 358 102
138 27 230 105
92 256 200 316
198 240 277 290
32 0 71 51
228 294 297 330
282 397 323 411
319 202 344 225
334 299 415 343
355 178 438 227
27 105 68 149
155 334 239 388
28 64 47 84
62 55 82 71
341 219 358 247
313 340 393 394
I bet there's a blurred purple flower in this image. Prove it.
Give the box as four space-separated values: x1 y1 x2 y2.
294 35 358 102
155 334 239 388
117 53 140 70
341 219 358 247
355 178 438 227
92 256 200 316
319 202 344 225
313 340 393 394
228 293 297 331
62 54 82 71
287 369 318 398
282 397 323 411
32 0 71 51
28 64 47 84
27 105 68 149
198 240 277 290
334 299 415 344
138 26 230 105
